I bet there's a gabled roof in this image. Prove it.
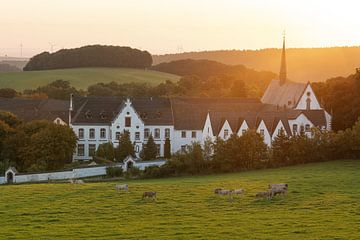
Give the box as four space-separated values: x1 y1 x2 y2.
170 97 269 131
261 80 306 108
0 98 69 123
131 97 173 125
71 96 173 125
71 96 124 124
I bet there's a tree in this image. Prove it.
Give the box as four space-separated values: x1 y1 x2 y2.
142 134 157 160
271 129 290 166
164 138 171 159
25 80 79 100
0 88 17 98
0 120 13 163
24 123 77 171
0 111 22 128
115 131 134 162
229 80 248 98
96 142 115 161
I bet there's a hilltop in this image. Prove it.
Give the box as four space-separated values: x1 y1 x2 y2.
153 46 360 82
0 67 180 91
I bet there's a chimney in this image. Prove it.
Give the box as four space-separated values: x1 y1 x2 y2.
69 93 73 125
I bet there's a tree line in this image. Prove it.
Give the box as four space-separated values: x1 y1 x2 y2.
0 112 77 174
24 45 153 71
140 120 360 179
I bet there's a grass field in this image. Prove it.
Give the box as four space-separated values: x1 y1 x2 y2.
1 160 360 239
0 67 180 91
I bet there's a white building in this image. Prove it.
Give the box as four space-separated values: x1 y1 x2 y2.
69 37 331 161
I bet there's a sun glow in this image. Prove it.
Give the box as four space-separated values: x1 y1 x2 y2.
1 0 360 57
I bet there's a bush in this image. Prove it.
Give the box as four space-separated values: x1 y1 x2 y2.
106 166 123 178
125 166 142 178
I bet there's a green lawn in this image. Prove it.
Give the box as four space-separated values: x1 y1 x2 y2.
0 68 180 91
1 160 360 239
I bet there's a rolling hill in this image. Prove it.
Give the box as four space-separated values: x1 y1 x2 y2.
0 67 180 91
153 46 360 82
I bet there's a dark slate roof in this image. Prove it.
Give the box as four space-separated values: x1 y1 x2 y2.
71 96 124 125
71 97 173 125
261 80 307 108
0 98 69 123
170 97 274 131
131 97 173 125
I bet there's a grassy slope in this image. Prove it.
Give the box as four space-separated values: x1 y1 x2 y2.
0 68 180 91
1 160 360 239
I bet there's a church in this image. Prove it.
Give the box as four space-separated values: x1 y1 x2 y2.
69 37 332 161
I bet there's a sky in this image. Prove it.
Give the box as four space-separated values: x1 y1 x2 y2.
1 0 360 58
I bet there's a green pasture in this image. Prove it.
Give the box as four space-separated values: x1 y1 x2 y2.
0 160 359 239
0 68 180 91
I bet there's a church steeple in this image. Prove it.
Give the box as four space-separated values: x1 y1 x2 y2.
279 33 287 85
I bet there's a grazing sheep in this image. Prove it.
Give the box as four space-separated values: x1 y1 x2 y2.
214 188 223 194
69 179 85 184
269 183 288 198
233 189 245 195
142 191 157 200
256 191 270 200
115 184 128 192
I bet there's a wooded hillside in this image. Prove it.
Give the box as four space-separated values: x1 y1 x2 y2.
153 47 360 82
24 45 153 71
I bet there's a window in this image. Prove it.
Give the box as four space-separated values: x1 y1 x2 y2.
144 128 150 139
300 125 305 133
305 124 311 132
181 131 186 138
100 128 106 139
115 132 120 140
278 127 284 135
56 119 61 124
135 132 140 140
89 129 95 139
135 145 140 153
293 124 298 134
77 144 85 156
223 129 229 139
78 129 84 139
125 117 131 127
191 131 197 138
181 145 186 152
156 144 161 156
165 128 170 138
260 129 265 136
89 144 96 156
242 129 246 135
154 128 160 139
306 98 311 110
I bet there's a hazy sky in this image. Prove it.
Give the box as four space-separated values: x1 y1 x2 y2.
1 0 360 57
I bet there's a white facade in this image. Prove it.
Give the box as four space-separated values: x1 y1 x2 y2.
295 83 322 110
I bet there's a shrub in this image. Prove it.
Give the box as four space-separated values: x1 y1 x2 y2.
106 166 123 178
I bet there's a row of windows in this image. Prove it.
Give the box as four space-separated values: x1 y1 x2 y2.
78 128 107 139
144 128 171 139
292 124 311 133
181 131 197 139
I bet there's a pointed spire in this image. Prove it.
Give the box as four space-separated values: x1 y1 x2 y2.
279 32 287 85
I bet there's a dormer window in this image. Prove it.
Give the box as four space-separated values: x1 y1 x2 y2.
260 129 265 136
223 129 229 139
125 117 131 127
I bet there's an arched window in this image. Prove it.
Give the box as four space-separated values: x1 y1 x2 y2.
306 97 311 110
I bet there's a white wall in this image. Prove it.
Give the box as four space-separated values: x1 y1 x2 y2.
218 120 233 140
173 130 202 152
295 84 322 110
271 120 287 141
237 121 249 136
72 124 111 161
288 113 314 137
257 120 272 146
201 113 215 141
